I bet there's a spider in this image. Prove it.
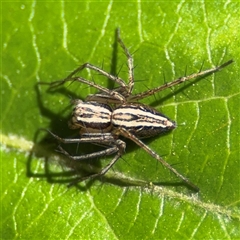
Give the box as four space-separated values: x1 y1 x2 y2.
48 29 233 191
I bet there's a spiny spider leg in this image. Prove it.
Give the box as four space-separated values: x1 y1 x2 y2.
57 145 119 160
47 130 116 144
69 76 125 102
117 28 134 95
50 74 125 102
67 139 126 187
85 92 125 104
128 59 233 102
50 62 127 89
49 29 135 101
117 128 200 191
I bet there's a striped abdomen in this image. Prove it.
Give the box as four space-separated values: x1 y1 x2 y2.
112 104 176 138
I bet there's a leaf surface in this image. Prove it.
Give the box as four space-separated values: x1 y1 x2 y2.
1 1 239 239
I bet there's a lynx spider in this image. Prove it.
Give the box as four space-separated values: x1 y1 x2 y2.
48 29 233 191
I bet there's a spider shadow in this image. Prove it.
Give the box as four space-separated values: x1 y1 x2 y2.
27 83 90 191
28 83 131 190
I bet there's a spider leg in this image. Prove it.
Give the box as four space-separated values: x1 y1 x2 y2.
128 59 233 102
51 75 126 103
46 130 116 144
117 28 134 95
85 92 125 104
68 139 126 186
57 145 119 160
50 62 127 89
117 128 199 191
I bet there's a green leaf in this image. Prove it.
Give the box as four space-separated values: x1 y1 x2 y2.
1 1 239 239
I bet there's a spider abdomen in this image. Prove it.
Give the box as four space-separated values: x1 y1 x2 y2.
112 104 176 138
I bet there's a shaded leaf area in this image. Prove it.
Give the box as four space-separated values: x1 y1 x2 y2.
1 150 239 239
1 1 240 239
